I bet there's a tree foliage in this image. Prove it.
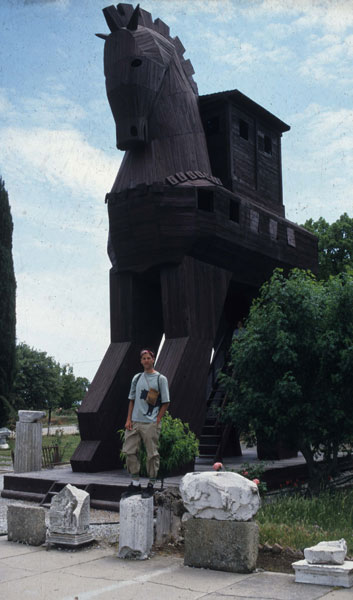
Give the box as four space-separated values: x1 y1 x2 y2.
221 269 353 493
303 213 353 280
61 365 90 410
0 177 16 426
12 343 90 418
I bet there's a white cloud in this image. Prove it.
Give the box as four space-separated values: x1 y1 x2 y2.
240 0 353 33
198 29 294 72
299 33 353 85
284 104 353 222
16 268 110 380
0 126 120 199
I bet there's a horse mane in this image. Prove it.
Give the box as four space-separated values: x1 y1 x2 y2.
100 3 198 94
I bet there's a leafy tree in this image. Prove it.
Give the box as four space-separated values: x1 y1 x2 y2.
61 364 89 410
12 344 90 428
303 213 353 280
0 177 16 426
221 269 353 493
12 343 63 426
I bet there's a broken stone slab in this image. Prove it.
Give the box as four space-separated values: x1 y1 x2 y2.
184 518 259 573
292 559 353 588
155 487 185 545
47 483 94 547
180 471 260 521
18 410 46 423
304 539 347 565
118 495 153 560
7 504 46 546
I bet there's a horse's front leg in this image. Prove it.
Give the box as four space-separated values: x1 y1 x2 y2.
71 269 163 472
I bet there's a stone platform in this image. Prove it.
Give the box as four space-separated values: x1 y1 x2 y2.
293 559 353 588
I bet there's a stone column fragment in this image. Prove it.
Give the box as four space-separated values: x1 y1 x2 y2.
118 495 154 560
14 422 43 473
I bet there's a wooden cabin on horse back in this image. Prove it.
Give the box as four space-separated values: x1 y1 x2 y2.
71 3 317 473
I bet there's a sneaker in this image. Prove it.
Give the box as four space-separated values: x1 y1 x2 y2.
141 482 154 498
120 483 142 499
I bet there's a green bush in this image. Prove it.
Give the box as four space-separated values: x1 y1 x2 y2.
120 413 199 484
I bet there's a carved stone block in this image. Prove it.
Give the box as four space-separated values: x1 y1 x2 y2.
47 484 93 547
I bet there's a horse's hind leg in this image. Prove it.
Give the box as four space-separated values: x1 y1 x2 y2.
156 256 232 437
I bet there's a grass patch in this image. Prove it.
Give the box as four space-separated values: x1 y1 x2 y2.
0 433 81 466
42 433 80 463
257 489 353 554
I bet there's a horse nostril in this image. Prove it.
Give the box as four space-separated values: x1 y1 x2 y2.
130 126 138 137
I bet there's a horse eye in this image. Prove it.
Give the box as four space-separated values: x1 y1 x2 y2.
131 59 142 67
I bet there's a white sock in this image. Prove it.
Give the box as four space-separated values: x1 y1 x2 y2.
132 479 140 486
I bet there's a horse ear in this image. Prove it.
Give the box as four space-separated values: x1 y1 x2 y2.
95 33 109 40
103 5 124 32
127 4 140 31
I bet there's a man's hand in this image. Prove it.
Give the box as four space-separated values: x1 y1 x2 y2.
125 418 133 431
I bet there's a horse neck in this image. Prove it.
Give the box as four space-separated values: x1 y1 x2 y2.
111 60 211 193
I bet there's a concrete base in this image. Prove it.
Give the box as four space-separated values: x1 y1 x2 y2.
292 559 353 588
7 504 46 546
118 495 154 560
47 531 95 548
184 518 259 573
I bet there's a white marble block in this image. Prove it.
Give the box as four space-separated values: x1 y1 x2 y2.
304 539 347 565
47 484 93 547
292 559 353 588
118 495 154 560
180 471 260 521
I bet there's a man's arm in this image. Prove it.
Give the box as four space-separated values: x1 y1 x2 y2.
157 401 169 425
125 399 134 430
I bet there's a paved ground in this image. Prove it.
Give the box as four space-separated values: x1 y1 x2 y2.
0 473 352 599
0 539 352 600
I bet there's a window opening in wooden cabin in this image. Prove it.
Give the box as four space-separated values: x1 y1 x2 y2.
229 199 240 223
197 189 214 212
204 116 220 136
239 119 249 140
264 135 272 155
257 132 272 155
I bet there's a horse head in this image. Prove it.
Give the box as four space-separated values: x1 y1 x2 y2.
97 4 198 151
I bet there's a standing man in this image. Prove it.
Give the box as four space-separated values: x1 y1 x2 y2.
122 348 170 498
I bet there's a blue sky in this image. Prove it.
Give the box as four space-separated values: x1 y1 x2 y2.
1 0 353 381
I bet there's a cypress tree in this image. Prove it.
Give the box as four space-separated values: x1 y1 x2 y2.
0 177 16 425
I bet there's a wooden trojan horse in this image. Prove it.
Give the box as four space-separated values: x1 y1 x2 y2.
71 3 317 472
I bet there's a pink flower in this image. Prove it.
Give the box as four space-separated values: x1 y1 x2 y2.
252 478 260 485
242 470 249 476
213 462 223 471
